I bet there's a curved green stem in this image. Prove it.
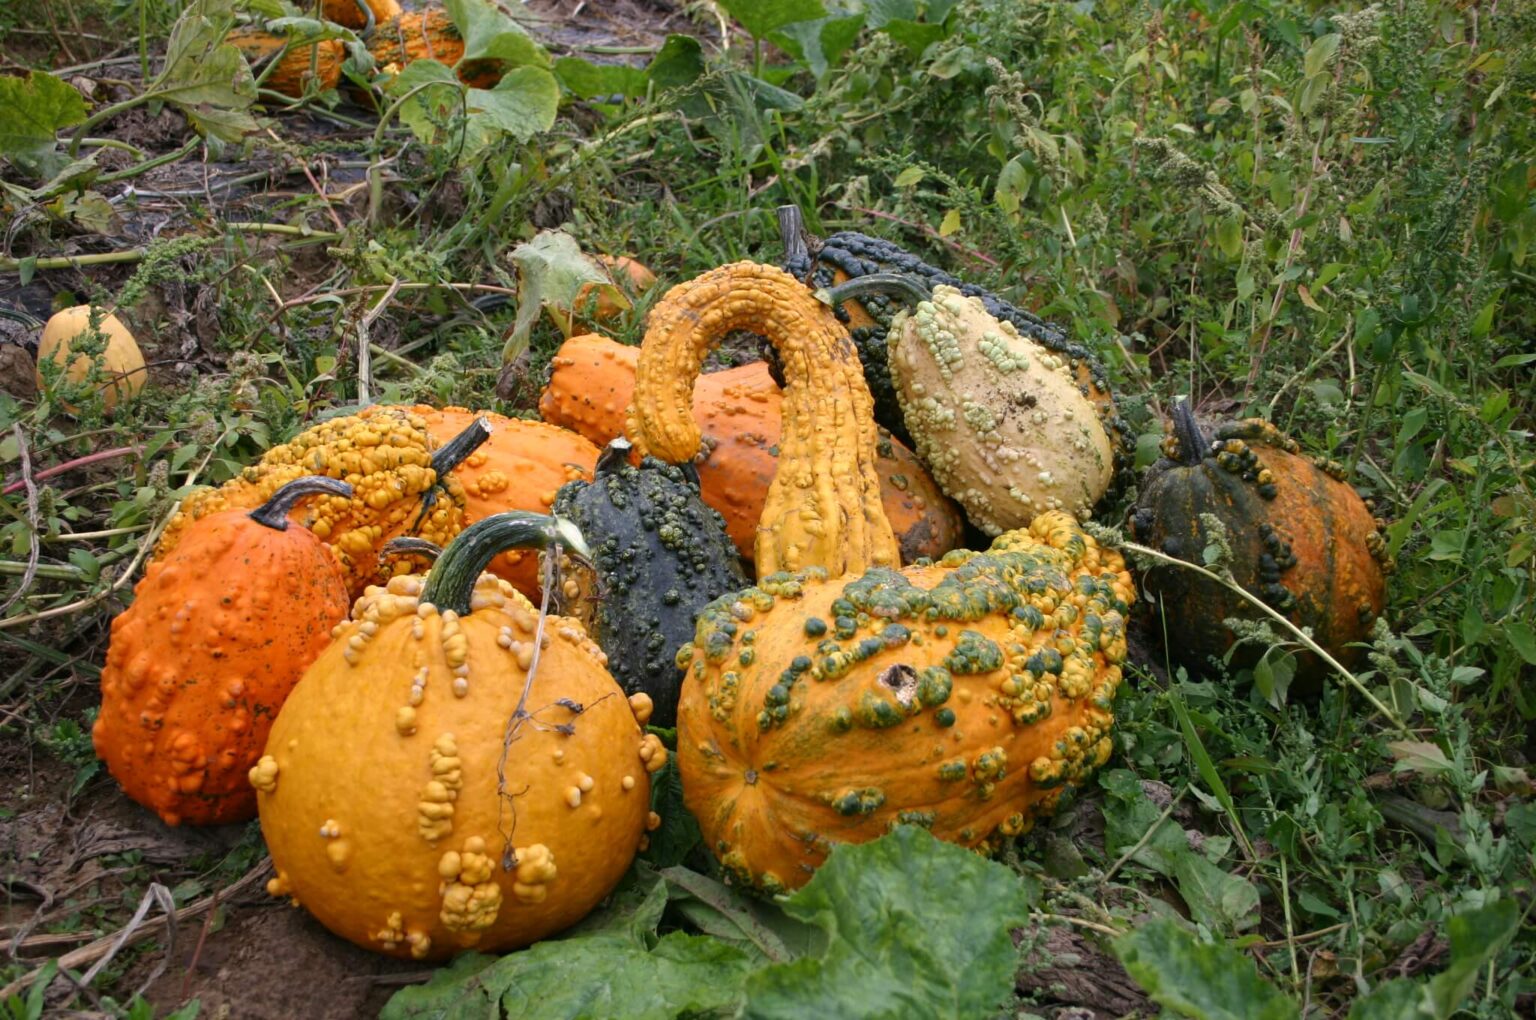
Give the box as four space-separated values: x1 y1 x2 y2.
354 0 378 37
97 140 200 184
80 137 148 158
1169 398 1208 465
420 512 590 615
69 94 150 156
248 476 353 530
815 272 933 311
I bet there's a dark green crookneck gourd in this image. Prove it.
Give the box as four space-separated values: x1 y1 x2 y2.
551 439 748 727
777 206 1134 490
1127 400 1391 692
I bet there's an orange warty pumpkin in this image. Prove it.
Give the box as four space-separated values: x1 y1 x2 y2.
389 406 599 597
677 511 1134 892
93 477 353 826
156 407 490 597
252 512 666 960
539 333 964 566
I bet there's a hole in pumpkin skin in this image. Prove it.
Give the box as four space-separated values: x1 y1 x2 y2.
878 664 920 707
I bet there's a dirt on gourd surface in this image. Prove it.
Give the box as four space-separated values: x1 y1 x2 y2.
0 2 710 1015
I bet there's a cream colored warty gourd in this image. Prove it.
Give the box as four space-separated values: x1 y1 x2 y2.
889 285 1114 534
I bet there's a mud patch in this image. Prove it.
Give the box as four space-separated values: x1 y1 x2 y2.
134 903 420 1020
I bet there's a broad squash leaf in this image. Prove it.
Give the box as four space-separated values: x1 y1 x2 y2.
740 826 1035 1019
1115 917 1299 1020
0 72 87 178
380 871 754 1020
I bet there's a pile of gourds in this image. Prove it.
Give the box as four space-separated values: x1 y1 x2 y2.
85 208 1389 960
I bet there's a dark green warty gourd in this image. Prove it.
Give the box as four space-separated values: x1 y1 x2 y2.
552 439 749 727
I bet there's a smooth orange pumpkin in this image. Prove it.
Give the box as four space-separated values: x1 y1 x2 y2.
539 333 964 566
94 477 353 826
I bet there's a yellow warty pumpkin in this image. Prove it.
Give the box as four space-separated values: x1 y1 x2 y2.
251 512 667 960
156 406 489 596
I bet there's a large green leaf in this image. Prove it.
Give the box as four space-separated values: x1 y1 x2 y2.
503 230 614 362
384 60 464 146
380 873 755 1020
0 72 88 178
380 827 1041 1020
715 0 828 40
1115 917 1300 1020
443 0 550 69
154 0 263 142
465 67 560 143
1101 770 1259 933
554 57 649 101
739 826 1035 1019
770 14 866 79
647 35 706 90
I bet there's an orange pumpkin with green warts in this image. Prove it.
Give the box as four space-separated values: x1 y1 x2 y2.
677 510 1134 892
391 406 599 598
251 512 667 960
1128 401 1391 689
540 333 964 566
93 477 354 827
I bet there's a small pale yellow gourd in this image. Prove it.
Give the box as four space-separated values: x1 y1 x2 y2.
36 306 147 412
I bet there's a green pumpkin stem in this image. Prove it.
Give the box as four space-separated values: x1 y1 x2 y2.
815 272 933 311
351 0 377 36
1169 399 1209 466
248 476 354 531
430 416 494 479
420 512 590 615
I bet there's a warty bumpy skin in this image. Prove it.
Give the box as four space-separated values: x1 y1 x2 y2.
94 481 352 826
540 333 964 565
676 510 1135 893
251 567 667 961
890 286 1116 534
